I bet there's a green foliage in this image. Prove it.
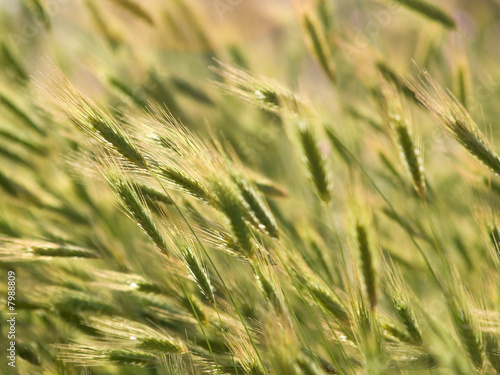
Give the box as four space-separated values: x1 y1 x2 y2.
0 1 499 374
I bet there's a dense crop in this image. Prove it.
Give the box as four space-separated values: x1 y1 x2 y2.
0 0 500 374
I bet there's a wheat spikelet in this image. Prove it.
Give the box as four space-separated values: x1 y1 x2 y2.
170 76 214 107
0 89 45 135
0 127 46 155
178 241 215 304
252 261 286 316
0 146 34 169
210 180 254 258
86 316 186 353
302 13 336 83
293 270 350 325
84 0 122 48
389 0 456 29
384 264 423 345
324 126 353 166
354 222 377 310
378 80 426 199
107 349 159 366
254 178 288 198
297 121 332 203
454 60 471 110
106 74 149 108
92 269 162 294
22 0 51 29
158 165 211 203
376 61 420 104
108 172 169 256
233 174 278 239
484 332 500 373
211 61 300 113
449 299 484 371
487 223 500 261
0 238 100 261
349 201 378 310
47 73 147 168
57 345 158 367
295 353 324 375
348 276 386 374
134 182 173 206
0 41 29 82
411 70 500 175
105 0 154 25
0 170 41 204
391 353 438 371
225 329 267 375
50 288 114 314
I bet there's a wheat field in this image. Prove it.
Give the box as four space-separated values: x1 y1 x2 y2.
0 0 500 374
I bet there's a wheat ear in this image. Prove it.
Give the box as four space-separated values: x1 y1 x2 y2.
411 70 500 176
378 80 426 198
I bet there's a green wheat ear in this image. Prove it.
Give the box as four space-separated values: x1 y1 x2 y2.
0 88 45 135
384 262 423 345
410 70 500 176
348 199 379 310
158 164 212 203
348 274 386 374
85 316 186 353
106 171 170 256
448 299 485 371
57 345 159 367
302 13 336 83
378 79 426 199
297 121 332 204
178 241 215 304
484 332 500 373
22 0 51 30
210 179 255 258
84 0 123 48
0 239 100 261
232 173 279 239
105 0 155 25
47 73 148 168
0 41 29 83
389 0 456 29
251 260 286 316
